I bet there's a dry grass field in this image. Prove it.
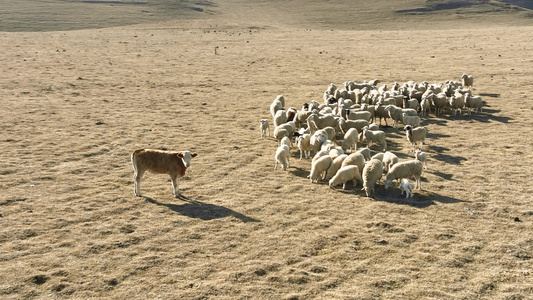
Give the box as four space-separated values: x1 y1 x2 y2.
1 0 533 299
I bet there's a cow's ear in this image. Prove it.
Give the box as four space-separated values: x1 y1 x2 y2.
191 153 198 158
177 152 184 158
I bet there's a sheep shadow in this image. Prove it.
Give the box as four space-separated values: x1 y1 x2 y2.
289 166 310 179
373 188 469 208
430 170 457 181
432 153 467 165
423 118 448 126
144 197 260 222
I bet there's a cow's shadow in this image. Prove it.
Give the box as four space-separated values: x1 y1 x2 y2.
144 197 260 222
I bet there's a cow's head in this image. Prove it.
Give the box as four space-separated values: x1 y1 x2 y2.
177 151 198 168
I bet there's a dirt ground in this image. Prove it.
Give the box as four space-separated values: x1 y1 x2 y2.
1 0 533 299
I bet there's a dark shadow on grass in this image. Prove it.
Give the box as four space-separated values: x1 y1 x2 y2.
372 187 469 208
423 118 449 126
433 153 467 164
430 170 457 181
144 197 260 222
289 166 310 179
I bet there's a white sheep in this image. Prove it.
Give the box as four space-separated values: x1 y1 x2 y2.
414 150 428 169
371 152 384 161
307 113 338 129
362 127 387 151
401 113 421 128
329 165 362 190
338 118 369 135
368 123 380 131
346 110 372 122
400 179 414 199
341 128 358 152
325 154 348 180
329 147 345 160
270 99 283 118
464 94 483 115
419 96 431 117
273 109 287 127
461 74 474 90
274 144 290 171
309 155 333 183
273 127 289 145
382 151 399 172
404 125 427 152
297 133 312 159
431 93 449 116
280 136 291 148
362 159 384 197
310 129 329 154
260 119 270 138
449 95 465 116
384 160 423 191
355 147 372 161
341 152 365 175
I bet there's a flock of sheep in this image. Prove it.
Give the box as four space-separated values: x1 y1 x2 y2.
264 74 481 198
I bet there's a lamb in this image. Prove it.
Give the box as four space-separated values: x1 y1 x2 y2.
309 155 333 183
402 113 421 128
329 165 362 190
131 149 198 199
400 179 414 199
274 144 290 171
414 150 428 169
273 109 287 127
280 136 291 148
260 119 270 138
297 133 312 159
325 154 348 180
382 151 399 172
461 73 474 90
464 94 483 115
384 160 423 191
362 127 387 151
341 128 359 152
404 125 427 152
362 159 384 197
419 96 431 117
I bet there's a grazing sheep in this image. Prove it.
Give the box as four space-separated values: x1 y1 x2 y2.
329 147 345 160
464 94 483 115
414 150 428 169
342 128 359 152
280 136 291 148
329 165 362 190
310 129 329 154
355 147 372 161
274 144 290 171
341 152 366 175
325 154 348 180
400 179 414 199
384 160 423 191
404 125 427 152
362 127 387 151
461 73 474 90
297 133 312 159
260 119 270 138
382 151 399 172
273 127 289 145
310 155 333 183
402 113 421 128
362 159 384 197
273 109 287 127
270 99 283 118
131 149 198 199
371 152 384 161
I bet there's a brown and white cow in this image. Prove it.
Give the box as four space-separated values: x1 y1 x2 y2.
131 149 198 199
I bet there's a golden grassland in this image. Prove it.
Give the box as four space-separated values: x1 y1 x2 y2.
1 0 533 299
